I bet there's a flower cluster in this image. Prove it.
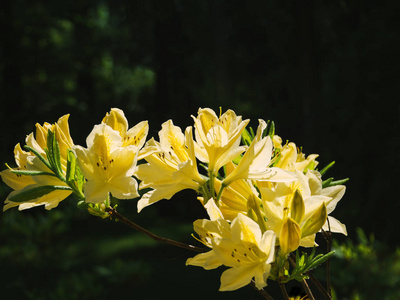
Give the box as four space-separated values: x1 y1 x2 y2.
1 107 347 294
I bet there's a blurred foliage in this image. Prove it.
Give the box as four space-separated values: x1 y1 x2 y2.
312 228 400 300
0 0 399 298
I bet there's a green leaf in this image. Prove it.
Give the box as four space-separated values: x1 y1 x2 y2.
322 177 349 188
8 185 72 203
322 177 333 188
24 145 52 171
9 169 56 177
241 128 253 146
282 248 336 283
66 149 76 184
328 178 349 186
46 129 63 177
319 161 335 176
270 148 281 167
307 251 335 270
265 120 275 138
75 165 85 193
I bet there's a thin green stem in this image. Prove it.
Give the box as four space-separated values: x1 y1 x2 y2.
208 170 215 198
215 183 226 202
201 185 211 205
70 184 85 200
105 193 110 208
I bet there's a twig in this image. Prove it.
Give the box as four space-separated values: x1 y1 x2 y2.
279 282 289 300
307 271 333 300
288 255 315 300
301 278 315 300
250 281 275 300
106 207 207 253
323 218 333 296
107 207 275 299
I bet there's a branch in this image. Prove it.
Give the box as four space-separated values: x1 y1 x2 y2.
250 281 275 300
106 207 207 253
307 271 333 300
279 282 289 300
288 255 315 300
107 207 275 300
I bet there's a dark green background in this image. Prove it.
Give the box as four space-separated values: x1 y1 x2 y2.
1 1 399 299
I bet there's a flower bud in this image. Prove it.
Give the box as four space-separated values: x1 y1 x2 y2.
301 202 327 238
279 217 301 256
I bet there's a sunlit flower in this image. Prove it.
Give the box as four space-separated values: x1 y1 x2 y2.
187 200 276 291
73 124 140 203
135 120 206 212
1 115 74 210
272 136 319 173
102 108 148 149
260 170 346 253
192 108 249 175
223 119 295 186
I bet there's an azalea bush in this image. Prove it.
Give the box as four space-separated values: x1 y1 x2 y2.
1 108 349 299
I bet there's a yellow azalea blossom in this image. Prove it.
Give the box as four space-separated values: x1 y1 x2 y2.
186 200 276 291
102 108 148 149
135 120 206 212
202 166 263 221
1 115 74 211
216 175 259 221
305 170 347 236
223 119 295 186
192 108 249 175
73 124 140 203
273 136 319 173
260 169 345 252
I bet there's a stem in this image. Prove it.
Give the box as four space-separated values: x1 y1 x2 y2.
288 255 315 300
279 282 289 300
208 170 215 198
105 193 110 208
307 271 333 300
106 207 207 253
70 183 85 200
250 281 275 300
324 218 333 296
301 278 315 300
215 183 225 202
201 185 211 204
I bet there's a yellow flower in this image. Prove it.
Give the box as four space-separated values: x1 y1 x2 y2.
135 120 206 212
223 119 295 186
1 115 74 211
192 108 249 175
305 170 347 236
273 137 319 173
187 202 276 291
102 108 148 149
73 124 140 203
260 170 344 252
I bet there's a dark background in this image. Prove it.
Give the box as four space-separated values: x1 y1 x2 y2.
1 1 399 299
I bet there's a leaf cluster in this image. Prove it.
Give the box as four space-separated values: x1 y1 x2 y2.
283 248 335 283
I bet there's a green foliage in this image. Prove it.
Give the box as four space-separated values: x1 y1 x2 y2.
318 161 350 188
8 185 71 203
327 229 400 300
283 248 335 283
45 130 63 178
241 127 254 146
